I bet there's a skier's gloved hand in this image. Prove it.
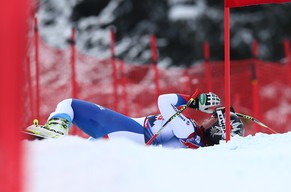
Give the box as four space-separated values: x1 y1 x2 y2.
188 97 199 110
188 92 200 110
189 92 221 113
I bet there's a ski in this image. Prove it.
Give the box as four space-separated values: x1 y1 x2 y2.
23 124 63 140
23 129 50 140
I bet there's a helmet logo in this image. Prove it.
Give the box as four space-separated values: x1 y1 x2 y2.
199 94 206 105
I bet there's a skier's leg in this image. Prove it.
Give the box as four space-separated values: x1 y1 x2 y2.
70 99 145 140
107 117 146 143
43 99 74 136
48 99 74 126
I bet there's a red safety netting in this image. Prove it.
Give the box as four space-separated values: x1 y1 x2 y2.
23 37 291 138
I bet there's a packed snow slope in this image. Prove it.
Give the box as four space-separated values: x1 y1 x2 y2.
24 132 291 192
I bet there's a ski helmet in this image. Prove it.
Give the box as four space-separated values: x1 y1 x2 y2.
202 111 244 146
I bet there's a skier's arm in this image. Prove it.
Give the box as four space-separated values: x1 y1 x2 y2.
157 93 194 138
157 92 221 139
157 92 221 116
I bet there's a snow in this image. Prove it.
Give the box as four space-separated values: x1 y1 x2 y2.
24 132 291 192
25 2 291 191
168 1 206 21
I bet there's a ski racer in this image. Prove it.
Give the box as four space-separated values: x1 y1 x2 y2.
26 89 244 148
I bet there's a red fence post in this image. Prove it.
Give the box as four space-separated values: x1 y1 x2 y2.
203 41 212 92
283 38 291 85
34 15 40 120
252 40 260 133
224 6 231 141
120 60 128 115
70 27 78 99
283 38 290 59
69 27 79 135
0 0 28 191
150 34 160 102
110 29 119 111
26 57 34 119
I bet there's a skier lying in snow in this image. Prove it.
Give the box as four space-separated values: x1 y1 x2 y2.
26 89 244 148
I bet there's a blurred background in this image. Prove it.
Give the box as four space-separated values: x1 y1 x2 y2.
25 0 291 137
35 0 291 66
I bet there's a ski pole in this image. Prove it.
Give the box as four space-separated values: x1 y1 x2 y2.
235 112 277 134
145 89 200 145
215 106 274 133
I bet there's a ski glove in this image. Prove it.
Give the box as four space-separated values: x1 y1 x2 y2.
189 92 221 114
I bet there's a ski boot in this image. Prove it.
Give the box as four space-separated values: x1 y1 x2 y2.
24 118 70 139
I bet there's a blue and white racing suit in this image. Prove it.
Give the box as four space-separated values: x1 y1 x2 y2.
48 93 205 149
